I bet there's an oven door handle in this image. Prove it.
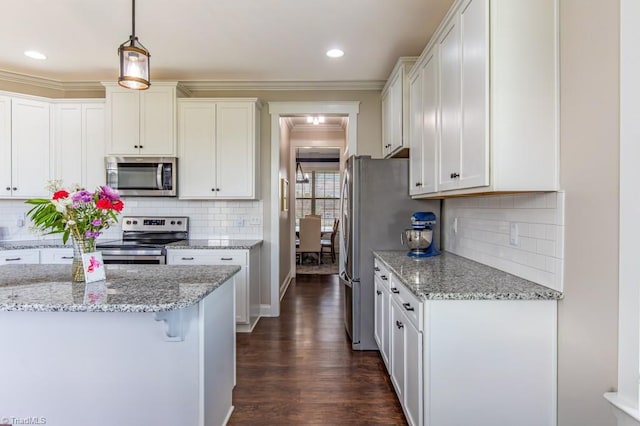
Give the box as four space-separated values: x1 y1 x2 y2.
156 164 164 190
103 254 166 264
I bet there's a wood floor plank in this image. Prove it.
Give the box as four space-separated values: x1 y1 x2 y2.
229 274 407 425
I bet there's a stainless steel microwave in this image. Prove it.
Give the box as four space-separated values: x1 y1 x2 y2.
105 157 177 197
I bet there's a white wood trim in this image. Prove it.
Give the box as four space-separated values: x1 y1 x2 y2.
268 101 359 317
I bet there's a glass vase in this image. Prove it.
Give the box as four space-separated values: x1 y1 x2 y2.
71 236 96 283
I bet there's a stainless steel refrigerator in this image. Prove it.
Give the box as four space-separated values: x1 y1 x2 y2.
339 155 441 350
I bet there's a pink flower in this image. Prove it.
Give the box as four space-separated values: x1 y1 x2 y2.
91 219 102 226
99 185 121 202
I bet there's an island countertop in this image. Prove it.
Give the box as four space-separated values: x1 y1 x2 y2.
0 264 240 313
373 250 563 301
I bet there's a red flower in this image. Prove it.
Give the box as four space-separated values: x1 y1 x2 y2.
96 198 113 210
52 190 69 200
112 200 124 212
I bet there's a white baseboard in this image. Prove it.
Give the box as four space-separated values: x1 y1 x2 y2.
279 271 293 301
260 304 273 317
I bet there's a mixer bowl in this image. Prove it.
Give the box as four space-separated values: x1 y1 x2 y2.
401 228 433 250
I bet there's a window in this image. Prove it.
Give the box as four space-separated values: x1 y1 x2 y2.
295 170 341 229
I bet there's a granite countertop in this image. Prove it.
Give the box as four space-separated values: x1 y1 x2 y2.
0 264 240 313
373 251 563 301
0 240 72 250
166 239 263 250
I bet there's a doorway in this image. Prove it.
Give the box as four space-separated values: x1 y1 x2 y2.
268 101 359 317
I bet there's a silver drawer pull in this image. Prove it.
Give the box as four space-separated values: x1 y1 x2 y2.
403 302 414 312
5 257 21 261
391 288 399 294
61 256 73 259
181 257 195 261
220 257 233 261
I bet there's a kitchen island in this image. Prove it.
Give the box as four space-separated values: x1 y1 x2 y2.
372 251 562 426
0 264 240 426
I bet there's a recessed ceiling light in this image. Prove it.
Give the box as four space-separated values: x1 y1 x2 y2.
326 49 344 58
24 50 47 60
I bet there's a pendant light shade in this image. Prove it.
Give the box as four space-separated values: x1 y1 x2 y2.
118 0 150 90
296 149 310 184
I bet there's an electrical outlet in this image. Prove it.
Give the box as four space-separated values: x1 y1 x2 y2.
249 216 261 225
16 213 25 228
234 218 245 227
510 222 519 246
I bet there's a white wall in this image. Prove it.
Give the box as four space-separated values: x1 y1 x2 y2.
443 192 565 291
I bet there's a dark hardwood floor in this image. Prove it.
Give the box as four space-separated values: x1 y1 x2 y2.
228 274 407 425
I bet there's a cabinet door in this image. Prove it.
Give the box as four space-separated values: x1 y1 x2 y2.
381 90 391 156
438 17 462 192
459 0 489 189
11 98 51 197
388 72 404 153
216 102 255 198
421 52 440 194
83 103 106 190
178 102 217 198
40 248 74 264
404 320 423 426
140 87 175 156
390 299 406 401
409 70 424 196
54 103 83 186
0 96 11 198
107 90 139 155
374 277 385 350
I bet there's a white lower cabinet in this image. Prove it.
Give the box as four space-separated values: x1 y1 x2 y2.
0 249 40 265
374 259 557 426
166 248 261 332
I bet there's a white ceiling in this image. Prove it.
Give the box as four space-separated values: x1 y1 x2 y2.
1 0 453 84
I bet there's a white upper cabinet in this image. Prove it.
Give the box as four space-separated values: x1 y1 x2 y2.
382 57 417 158
53 101 106 191
103 82 177 156
408 0 559 198
409 51 439 196
2 96 51 198
178 99 261 200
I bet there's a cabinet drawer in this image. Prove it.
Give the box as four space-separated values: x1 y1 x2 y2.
167 249 247 266
374 259 390 284
390 274 423 331
0 249 40 265
40 248 74 264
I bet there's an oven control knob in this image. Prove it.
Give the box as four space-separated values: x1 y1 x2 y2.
170 221 176 225
133 220 138 225
126 220 131 225
177 221 182 225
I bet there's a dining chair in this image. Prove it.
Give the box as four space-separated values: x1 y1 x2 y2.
321 218 339 263
297 216 321 265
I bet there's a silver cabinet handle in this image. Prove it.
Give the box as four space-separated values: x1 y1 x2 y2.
220 257 233 261
181 257 195 261
5 257 21 261
381 275 388 281
396 320 404 329
61 256 74 259
391 288 399 294
403 302 414 312
376 290 382 296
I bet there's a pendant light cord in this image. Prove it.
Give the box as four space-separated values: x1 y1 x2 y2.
131 0 136 38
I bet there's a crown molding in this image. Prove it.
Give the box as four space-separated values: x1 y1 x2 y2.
178 80 385 92
0 69 385 94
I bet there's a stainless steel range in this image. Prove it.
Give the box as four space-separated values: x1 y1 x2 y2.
97 216 189 264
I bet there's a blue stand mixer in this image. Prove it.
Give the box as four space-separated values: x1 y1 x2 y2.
401 212 440 258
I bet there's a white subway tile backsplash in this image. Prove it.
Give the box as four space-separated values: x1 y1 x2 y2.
443 192 564 292
0 198 264 241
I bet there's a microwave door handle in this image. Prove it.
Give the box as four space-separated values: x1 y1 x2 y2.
156 164 163 190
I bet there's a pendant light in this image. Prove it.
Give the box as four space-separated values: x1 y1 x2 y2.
296 148 310 184
118 0 150 90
